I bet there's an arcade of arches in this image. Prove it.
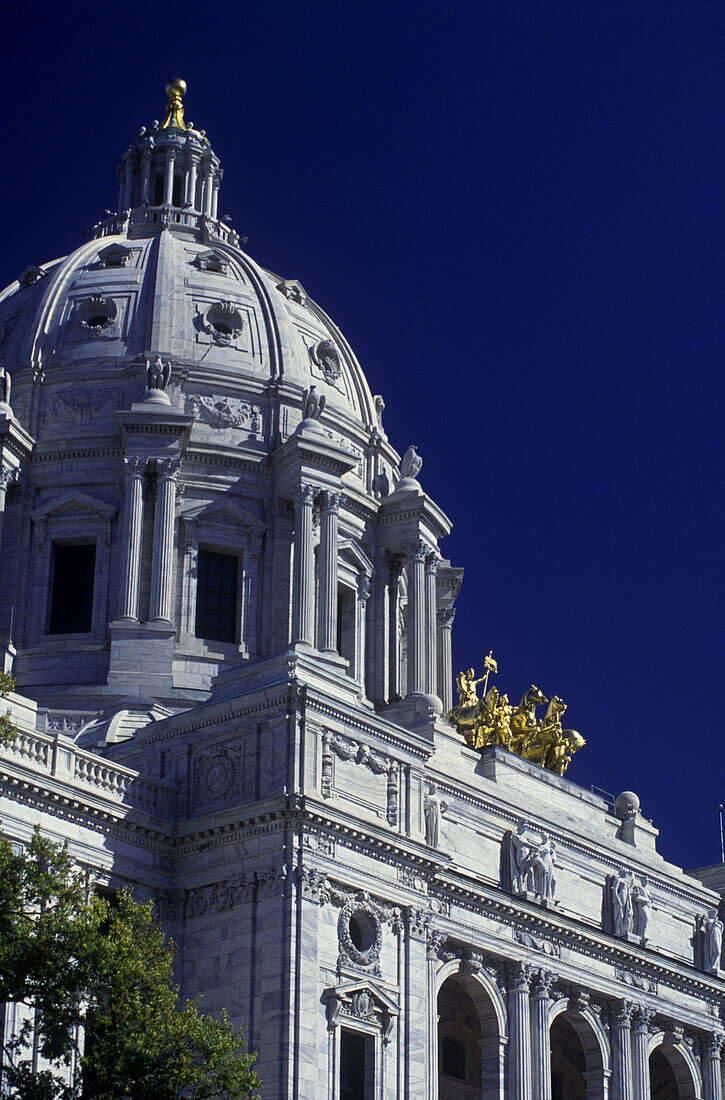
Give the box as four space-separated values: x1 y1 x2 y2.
437 972 717 1099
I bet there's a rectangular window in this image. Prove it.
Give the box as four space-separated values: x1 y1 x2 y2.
340 1029 370 1100
195 549 238 643
49 543 96 634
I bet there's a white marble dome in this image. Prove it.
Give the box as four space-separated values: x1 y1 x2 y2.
0 82 451 715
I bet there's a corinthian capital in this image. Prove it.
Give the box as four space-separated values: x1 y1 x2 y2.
0 465 16 492
437 607 456 629
291 484 317 507
402 538 428 564
425 551 441 574
318 489 342 513
123 455 146 478
157 457 181 480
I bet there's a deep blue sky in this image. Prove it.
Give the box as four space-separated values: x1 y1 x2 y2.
3 2 723 872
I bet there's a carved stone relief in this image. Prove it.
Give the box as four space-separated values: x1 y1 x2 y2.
49 385 124 427
321 730 399 826
192 746 242 807
187 393 262 435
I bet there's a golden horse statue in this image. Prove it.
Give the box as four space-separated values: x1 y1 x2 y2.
447 670 585 775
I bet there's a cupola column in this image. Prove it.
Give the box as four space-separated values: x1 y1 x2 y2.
211 174 220 219
436 608 455 712
122 157 135 211
610 1001 635 1100
149 458 180 623
202 162 214 216
531 971 555 1100
702 1035 724 1100
163 148 176 206
186 153 199 208
506 963 533 1098
291 485 316 647
317 490 341 654
140 148 152 205
118 456 146 621
424 551 439 694
403 539 428 695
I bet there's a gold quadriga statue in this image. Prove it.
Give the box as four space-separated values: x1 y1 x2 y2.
447 655 585 776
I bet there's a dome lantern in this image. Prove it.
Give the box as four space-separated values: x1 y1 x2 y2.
115 80 223 222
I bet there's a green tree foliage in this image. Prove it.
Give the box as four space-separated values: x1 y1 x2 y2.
0 829 259 1099
0 673 17 743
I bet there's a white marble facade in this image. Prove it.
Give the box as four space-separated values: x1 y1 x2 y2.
0 86 724 1099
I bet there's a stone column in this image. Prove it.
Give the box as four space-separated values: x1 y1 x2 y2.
506 963 533 1098
122 158 135 210
531 971 555 1100
355 575 371 685
185 153 199 208
0 466 16 563
388 558 402 700
610 1000 635 1100
436 607 455 713
203 163 214 216
149 458 180 623
211 174 220 219
424 552 439 695
317 490 341 653
631 1006 653 1100
140 149 151 205
403 539 428 696
702 1035 724 1100
372 550 390 704
291 485 316 647
118 456 145 621
163 148 176 205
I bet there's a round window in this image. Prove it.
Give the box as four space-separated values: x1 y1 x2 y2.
349 911 376 952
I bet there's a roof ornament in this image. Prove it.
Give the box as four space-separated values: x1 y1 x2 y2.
160 79 188 131
447 660 586 775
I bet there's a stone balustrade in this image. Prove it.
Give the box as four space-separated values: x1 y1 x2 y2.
1 731 174 819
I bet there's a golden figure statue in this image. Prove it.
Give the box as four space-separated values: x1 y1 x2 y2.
448 659 585 775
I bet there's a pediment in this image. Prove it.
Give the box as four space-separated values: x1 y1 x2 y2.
331 979 399 1015
180 498 265 532
97 243 131 268
338 539 372 576
32 491 116 522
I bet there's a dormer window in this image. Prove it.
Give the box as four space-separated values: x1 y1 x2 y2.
195 249 229 275
18 265 47 288
97 244 131 269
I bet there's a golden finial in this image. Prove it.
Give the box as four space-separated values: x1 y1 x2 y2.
160 79 187 131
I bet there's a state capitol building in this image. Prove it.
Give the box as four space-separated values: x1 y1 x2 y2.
0 81 723 1100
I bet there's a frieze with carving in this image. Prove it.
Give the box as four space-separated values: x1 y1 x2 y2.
192 746 242 807
49 384 124 427
514 928 562 958
187 393 262 434
321 730 399 826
